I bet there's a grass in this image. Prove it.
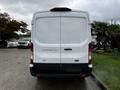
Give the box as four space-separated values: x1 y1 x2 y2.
92 52 120 90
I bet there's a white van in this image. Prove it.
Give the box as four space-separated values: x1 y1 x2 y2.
30 7 92 78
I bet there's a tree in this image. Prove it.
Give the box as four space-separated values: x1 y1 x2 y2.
91 21 120 51
108 24 120 50
91 21 109 50
0 12 28 47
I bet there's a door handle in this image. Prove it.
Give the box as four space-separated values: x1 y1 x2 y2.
64 48 72 51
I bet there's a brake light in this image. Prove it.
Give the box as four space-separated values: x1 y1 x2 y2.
88 43 92 64
30 58 34 67
29 42 34 67
30 58 33 64
30 42 33 52
50 7 72 12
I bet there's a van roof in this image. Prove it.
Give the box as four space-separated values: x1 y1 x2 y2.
32 7 90 24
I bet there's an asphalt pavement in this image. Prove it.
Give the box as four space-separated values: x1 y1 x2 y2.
0 49 101 90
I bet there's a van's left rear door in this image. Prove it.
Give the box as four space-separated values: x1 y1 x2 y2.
34 12 61 63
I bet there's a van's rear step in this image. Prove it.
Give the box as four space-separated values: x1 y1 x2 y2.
30 63 92 77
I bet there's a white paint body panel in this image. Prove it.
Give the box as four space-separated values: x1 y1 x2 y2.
32 11 91 64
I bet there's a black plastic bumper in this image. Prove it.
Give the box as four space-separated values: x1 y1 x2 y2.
30 63 92 77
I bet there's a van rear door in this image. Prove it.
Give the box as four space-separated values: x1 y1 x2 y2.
34 12 61 63
60 12 89 63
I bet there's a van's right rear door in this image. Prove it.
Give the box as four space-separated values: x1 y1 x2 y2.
60 12 89 64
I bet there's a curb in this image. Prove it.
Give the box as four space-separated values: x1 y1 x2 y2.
91 72 109 90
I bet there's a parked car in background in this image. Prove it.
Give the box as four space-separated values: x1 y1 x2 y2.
7 40 18 48
17 38 30 48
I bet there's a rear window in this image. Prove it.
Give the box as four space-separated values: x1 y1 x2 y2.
35 17 60 44
61 17 88 44
34 17 88 44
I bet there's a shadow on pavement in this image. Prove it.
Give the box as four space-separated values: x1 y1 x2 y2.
34 78 87 90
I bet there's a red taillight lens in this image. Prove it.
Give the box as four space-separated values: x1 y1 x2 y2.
30 58 33 64
29 58 34 67
30 42 33 52
30 42 34 65
88 43 92 64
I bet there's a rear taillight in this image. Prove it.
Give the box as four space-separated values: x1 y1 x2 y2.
30 42 33 52
30 57 33 64
88 43 93 68
29 42 34 67
88 43 92 64
30 58 34 67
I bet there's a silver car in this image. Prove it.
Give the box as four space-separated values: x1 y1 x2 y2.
7 40 18 48
17 38 30 48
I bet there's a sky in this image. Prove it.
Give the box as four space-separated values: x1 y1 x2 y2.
0 0 120 29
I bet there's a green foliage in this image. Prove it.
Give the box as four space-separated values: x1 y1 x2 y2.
91 21 120 50
93 53 120 90
0 12 28 41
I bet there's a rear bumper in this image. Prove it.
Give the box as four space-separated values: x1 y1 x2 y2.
30 63 92 77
